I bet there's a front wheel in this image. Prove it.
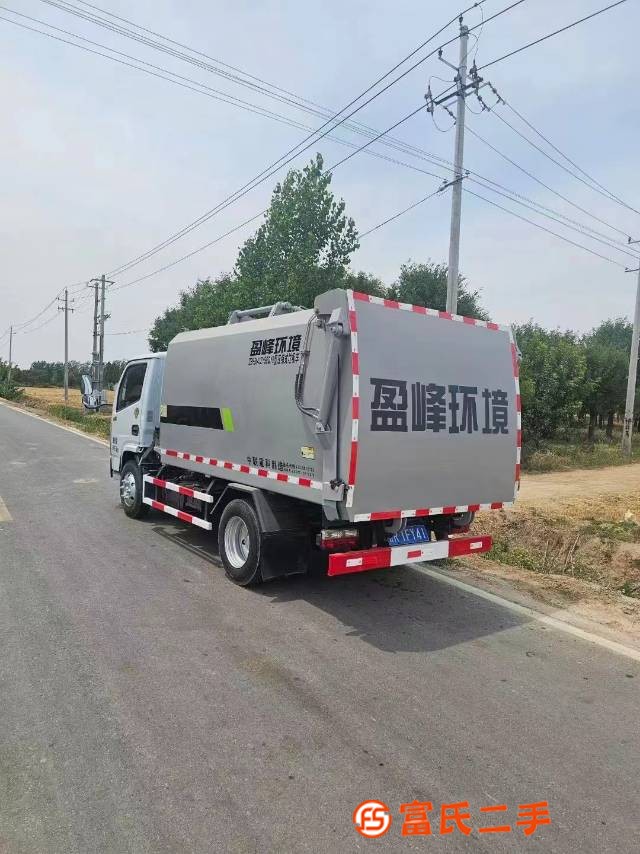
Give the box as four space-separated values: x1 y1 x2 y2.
119 460 149 519
218 499 262 586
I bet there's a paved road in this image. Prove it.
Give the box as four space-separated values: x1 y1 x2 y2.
0 402 638 854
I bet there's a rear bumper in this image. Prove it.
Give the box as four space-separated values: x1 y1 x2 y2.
327 534 492 577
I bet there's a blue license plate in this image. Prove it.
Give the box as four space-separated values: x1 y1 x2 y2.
388 524 431 546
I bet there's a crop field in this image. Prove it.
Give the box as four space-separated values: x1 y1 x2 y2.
21 386 113 410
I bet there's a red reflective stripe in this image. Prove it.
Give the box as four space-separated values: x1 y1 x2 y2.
490 502 503 510
516 394 522 412
328 547 392 576
411 304 427 315
151 500 164 511
258 468 268 477
407 549 422 559
179 486 195 498
195 455 204 463
298 477 312 488
415 508 431 516
438 311 452 320
487 322 499 330
165 449 178 457
467 504 481 512
353 291 370 302
276 473 288 482
351 352 359 374
370 510 401 520
352 396 360 419
517 429 522 447
383 298 400 309
515 463 521 482
463 316 477 325
442 506 457 515
447 535 492 557
348 309 358 332
348 440 358 486
239 464 250 473
151 477 165 487
177 510 192 523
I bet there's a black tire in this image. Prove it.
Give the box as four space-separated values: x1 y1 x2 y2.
218 499 262 586
119 460 149 519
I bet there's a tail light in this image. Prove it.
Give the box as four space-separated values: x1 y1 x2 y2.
318 528 359 551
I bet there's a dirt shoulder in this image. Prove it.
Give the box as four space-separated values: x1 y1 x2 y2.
469 462 640 645
518 463 640 506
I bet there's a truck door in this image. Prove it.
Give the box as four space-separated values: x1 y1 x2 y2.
111 360 149 472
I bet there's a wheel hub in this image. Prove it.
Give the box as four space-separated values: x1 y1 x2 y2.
224 516 250 568
120 471 137 508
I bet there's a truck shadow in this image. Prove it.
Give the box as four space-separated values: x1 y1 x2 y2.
148 520 527 653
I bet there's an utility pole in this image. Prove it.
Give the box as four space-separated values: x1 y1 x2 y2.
426 19 501 315
622 261 640 459
89 279 99 388
90 274 113 407
445 21 469 314
7 325 13 387
57 288 74 403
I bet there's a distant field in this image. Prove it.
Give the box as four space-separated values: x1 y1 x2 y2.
21 386 113 411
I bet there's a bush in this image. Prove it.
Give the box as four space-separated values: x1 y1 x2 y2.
0 381 24 401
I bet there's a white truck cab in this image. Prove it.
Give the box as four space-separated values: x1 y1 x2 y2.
110 353 165 476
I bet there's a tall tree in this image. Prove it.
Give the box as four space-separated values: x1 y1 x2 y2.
234 153 359 308
387 262 489 319
514 322 587 443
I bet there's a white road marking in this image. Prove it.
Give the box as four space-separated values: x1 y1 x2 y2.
416 565 640 664
73 478 99 484
0 496 13 522
0 400 109 447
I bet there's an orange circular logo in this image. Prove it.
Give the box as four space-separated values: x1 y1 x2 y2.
353 800 392 838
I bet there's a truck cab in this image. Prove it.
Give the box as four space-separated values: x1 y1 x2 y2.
110 353 165 476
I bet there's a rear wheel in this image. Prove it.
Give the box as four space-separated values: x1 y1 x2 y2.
120 460 148 519
219 499 262 586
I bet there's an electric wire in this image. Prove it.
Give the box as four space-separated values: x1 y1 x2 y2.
495 98 640 216
478 0 629 71
96 0 528 277
464 187 628 267
465 123 633 240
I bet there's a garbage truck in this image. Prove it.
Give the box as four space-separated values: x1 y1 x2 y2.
110 289 520 585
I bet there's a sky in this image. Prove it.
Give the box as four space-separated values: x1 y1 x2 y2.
1 0 639 367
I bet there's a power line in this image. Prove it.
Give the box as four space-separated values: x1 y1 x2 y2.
111 103 433 292
478 0 629 71
467 177 640 261
497 98 640 216
464 187 628 267
465 123 632 240
101 0 528 277
490 106 640 218
359 187 444 238
40 0 489 169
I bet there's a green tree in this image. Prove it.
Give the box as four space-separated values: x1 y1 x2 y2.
514 322 587 443
343 270 387 298
582 319 633 438
234 153 359 308
148 274 235 352
387 261 489 319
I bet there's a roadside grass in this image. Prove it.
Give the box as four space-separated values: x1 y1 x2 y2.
41 403 111 439
523 431 640 473
479 495 640 599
